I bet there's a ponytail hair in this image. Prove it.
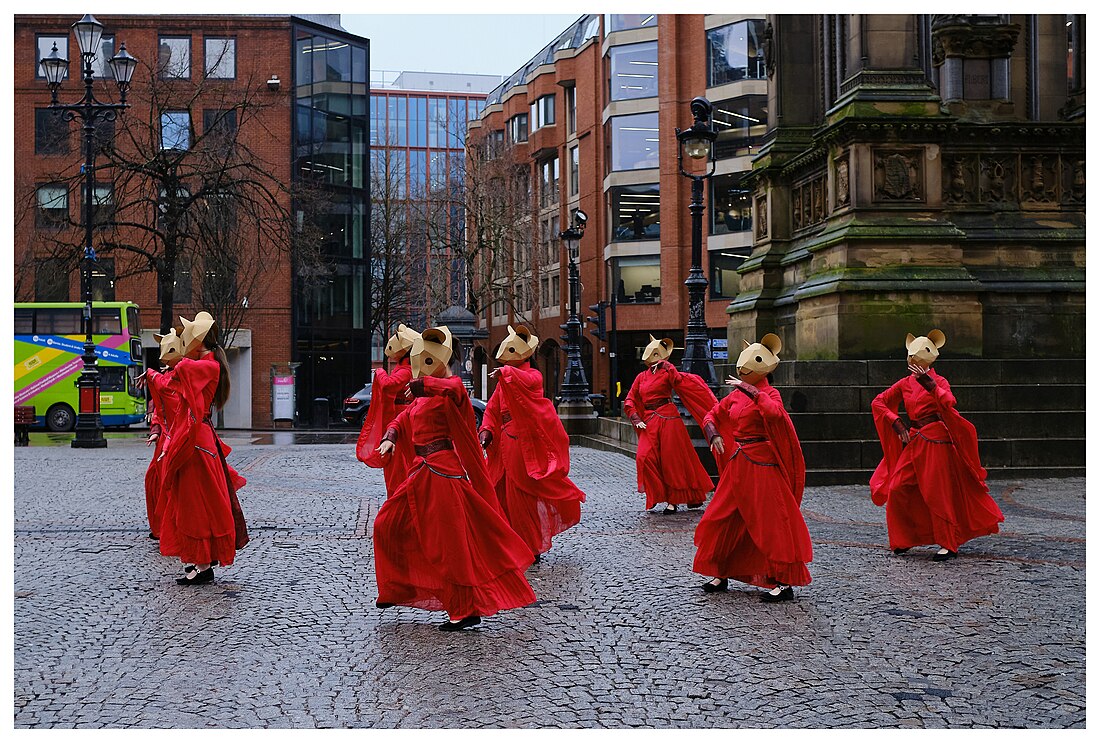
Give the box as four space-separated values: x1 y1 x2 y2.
203 328 232 410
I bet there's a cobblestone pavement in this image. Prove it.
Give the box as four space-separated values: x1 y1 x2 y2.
14 436 1085 728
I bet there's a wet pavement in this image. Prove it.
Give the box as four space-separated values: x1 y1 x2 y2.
13 440 1086 728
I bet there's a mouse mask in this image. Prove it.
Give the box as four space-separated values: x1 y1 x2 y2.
153 328 185 366
905 329 945 369
642 335 675 365
384 323 420 361
735 333 782 385
496 324 539 363
410 326 453 379
179 311 217 356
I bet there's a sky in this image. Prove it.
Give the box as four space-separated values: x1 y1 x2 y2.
341 14 580 82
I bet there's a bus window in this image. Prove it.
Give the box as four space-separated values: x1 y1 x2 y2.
92 307 122 335
99 366 126 392
37 308 82 334
127 366 144 398
126 306 142 335
15 309 34 334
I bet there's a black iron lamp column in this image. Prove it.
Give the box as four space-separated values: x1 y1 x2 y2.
41 14 139 449
557 208 597 433
675 96 719 391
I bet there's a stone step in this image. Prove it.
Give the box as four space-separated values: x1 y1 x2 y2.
789 410 1084 441
781 383 1083 414
768 358 1085 387
805 465 1086 487
802 438 1085 470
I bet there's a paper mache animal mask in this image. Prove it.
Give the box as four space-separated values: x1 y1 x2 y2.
642 335 674 365
153 328 185 365
496 324 539 362
905 329 945 368
384 324 421 361
179 311 216 354
411 326 453 379
735 333 782 384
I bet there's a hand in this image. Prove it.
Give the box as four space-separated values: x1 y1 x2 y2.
377 440 395 457
725 375 740 387
488 368 500 379
478 430 493 449
909 363 936 391
892 418 910 445
134 371 148 391
145 433 158 446
403 384 415 400
710 435 725 456
634 420 647 430
907 362 928 377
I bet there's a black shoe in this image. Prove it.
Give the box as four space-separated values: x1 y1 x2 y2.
376 601 395 609
662 505 677 515
701 578 728 593
183 560 219 574
761 585 794 603
439 616 481 631
687 503 704 509
931 549 957 562
892 547 910 555
176 567 214 585
532 553 542 564
148 532 158 540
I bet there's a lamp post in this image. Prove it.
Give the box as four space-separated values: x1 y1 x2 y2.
675 96 719 391
41 15 138 449
557 208 597 433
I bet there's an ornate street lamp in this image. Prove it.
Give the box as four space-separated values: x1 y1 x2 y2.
557 208 597 433
43 14 138 449
675 96 719 391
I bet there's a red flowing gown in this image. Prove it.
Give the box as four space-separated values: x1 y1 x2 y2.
479 361 585 554
152 355 248 567
145 369 182 538
693 379 812 587
870 369 1004 552
373 375 537 618
356 357 415 497
623 363 717 509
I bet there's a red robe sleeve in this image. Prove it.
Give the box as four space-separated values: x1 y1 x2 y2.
926 372 988 489
159 357 218 483
755 384 806 505
703 394 737 476
870 377 908 506
494 363 572 480
666 365 719 432
356 362 414 473
623 373 645 425
479 387 505 484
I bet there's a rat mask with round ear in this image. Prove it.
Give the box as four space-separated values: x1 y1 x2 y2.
735 333 782 385
496 324 539 363
410 326 453 379
641 335 674 365
384 323 421 361
153 329 185 366
905 329 945 370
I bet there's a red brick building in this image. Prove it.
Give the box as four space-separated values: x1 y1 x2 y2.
469 14 765 407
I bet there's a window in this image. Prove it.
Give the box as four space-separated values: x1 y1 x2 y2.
540 216 561 266
158 36 191 79
157 256 193 304
35 109 70 155
569 146 579 196
428 97 446 148
90 36 115 79
606 14 657 33
203 109 237 151
91 117 114 155
36 308 81 334
551 273 560 305
36 184 68 228
710 249 751 299
609 41 659 101
390 96 409 147
448 98 467 147
204 37 235 79
15 308 34 334
508 113 529 143
34 258 70 301
531 95 556 132
609 112 659 171
540 155 560 208
158 185 192 228
710 172 753 234
90 258 115 302
91 307 123 335
566 85 577 134
713 95 767 158
370 95 386 145
83 183 115 227
161 111 192 150
409 96 427 147
611 255 661 304
707 20 766 87
36 35 68 80
610 184 660 241
487 129 505 158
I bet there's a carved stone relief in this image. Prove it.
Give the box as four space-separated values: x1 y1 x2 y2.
834 155 850 207
1023 155 1058 203
1066 159 1085 204
943 156 974 204
756 195 768 238
980 156 1014 203
873 150 924 202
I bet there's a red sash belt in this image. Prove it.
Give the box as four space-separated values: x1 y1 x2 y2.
414 439 454 457
910 413 942 429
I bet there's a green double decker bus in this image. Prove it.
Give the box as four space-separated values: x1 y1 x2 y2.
14 301 146 431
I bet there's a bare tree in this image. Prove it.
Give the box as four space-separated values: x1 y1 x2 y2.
369 135 417 348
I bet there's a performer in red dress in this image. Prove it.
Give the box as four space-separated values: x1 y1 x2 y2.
870 329 1004 560
140 312 248 585
694 333 812 602
143 328 184 540
374 326 536 631
357 324 420 498
623 335 717 514
478 325 586 560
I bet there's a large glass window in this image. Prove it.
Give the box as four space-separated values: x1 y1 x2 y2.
37 35 69 79
569 146 579 196
540 155 560 208
707 20 765 86
158 36 191 79
710 172 752 234
609 41 658 101
387 96 407 146
609 112 659 171
531 95 556 131
82 183 115 227
449 98 467 147
204 37 236 79
610 183 660 241
566 85 577 133
35 184 68 228
157 256 193 304
370 95 385 144
712 95 767 158
428 97 447 147
90 258 115 302
35 109 70 155
410 96 427 147
34 258 70 301
90 36 115 79
160 111 192 150
611 255 661 304
409 149 427 197
710 249 751 299
203 108 237 151
509 113 529 143
606 14 657 33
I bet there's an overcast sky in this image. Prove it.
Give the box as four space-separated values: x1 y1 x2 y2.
341 14 580 81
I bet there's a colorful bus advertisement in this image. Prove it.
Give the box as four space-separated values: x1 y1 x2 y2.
14 302 146 431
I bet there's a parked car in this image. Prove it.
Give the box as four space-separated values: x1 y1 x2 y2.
342 382 487 429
